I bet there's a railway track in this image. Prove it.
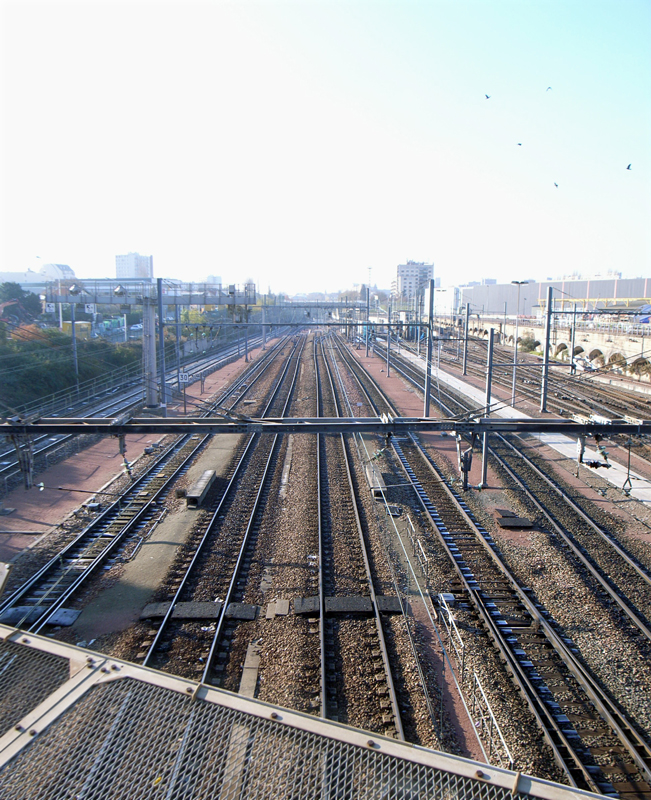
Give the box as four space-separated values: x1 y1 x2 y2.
0 331 277 492
137 336 306 677
395 437 651 797
489 435 651 634
405 336 651 421
334 335 651 796
115 332 435 744
316 335 404 738
0 335 293 634
378 344 651 643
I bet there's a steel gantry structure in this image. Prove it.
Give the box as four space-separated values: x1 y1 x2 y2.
4 413 648 494
43 279 370 409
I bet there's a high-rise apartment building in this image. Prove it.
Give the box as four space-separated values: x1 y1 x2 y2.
394 261 434 300
115 252 154 280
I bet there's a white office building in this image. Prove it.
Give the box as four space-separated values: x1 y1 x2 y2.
394 261 435 301
116 252 154 280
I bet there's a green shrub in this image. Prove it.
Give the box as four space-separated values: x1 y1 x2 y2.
518 334 538 353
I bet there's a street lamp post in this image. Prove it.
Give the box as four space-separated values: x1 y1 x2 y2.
511 281 526 407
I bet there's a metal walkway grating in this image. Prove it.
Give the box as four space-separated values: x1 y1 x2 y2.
0 626 598 799
0 638 70 737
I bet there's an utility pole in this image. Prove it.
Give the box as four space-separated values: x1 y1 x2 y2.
424 279 434 417
386 303 391 377
70 301 79 393
479 328 495 489
540 286 553 412
175 304 181 389
511 281 526 407
157 278 166 414
570 303 577 375
365 288 370 357
262 297 266 350
142 297 158 408
143 298 157 407
462 303 470 376
244 304 249 362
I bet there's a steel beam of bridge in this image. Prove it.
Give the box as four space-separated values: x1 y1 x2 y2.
2 417 650 437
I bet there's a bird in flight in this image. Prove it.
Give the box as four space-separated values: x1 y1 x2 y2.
554 182 558 187
517 143 522 146
546 86 552 91
627 164 632 170
485 94 491 99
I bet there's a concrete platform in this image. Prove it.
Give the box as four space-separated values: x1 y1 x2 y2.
68 433 242 641
398 347 651 506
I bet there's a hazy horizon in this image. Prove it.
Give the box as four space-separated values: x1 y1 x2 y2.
2 1 649 295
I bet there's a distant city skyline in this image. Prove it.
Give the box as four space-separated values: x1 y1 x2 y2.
2 1 649 295
2 256 644 297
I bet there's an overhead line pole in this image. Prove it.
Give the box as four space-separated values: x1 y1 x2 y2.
540 286 553 412
175 303 181 390
424 279 434 417
365 288 370 357
479 328 495 489
570 303 577 375
462 302 470 376
511 281 526 407
386 302 391 377
157 278 166 415
70 301 79 395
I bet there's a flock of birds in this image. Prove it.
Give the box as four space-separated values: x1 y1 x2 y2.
484 88 632 186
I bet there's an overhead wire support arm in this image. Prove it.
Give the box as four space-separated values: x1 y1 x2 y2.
5 417 651 437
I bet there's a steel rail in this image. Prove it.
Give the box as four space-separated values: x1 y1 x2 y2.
377 338 651 482
0 335 292 633
0 434 201 621
379 344 651 641
140 336 304 669
334 335 651 794
398 336 651 420
0 331 279 481
27 436 208 635
321 335 405 740
333 336 591 774
393 438 647 795
313 337 328 721
491 434 651 596
399 438 651 794
200 336 306 684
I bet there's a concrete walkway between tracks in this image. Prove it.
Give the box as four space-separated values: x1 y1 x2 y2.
68 433 242 642
398 347 651 506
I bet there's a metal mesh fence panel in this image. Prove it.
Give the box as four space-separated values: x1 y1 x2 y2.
0 677 533 800
0 639 70 737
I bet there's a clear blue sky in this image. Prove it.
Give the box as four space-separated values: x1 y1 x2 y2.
1 0 649 294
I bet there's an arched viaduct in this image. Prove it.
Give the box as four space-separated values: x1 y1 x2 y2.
464 319 651 380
